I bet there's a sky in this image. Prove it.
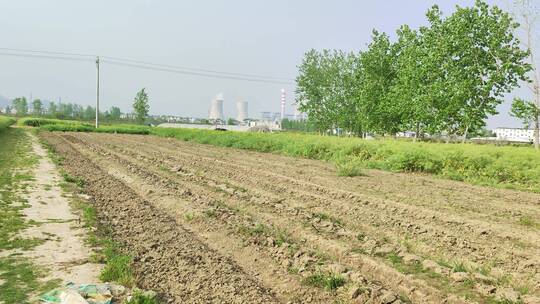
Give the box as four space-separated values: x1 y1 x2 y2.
0 0 536 128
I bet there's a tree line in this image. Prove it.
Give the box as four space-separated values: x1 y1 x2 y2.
295 0 532 141
9 97 122 121
7 88 150 124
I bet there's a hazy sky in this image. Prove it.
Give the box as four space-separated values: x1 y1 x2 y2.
0 0 535 128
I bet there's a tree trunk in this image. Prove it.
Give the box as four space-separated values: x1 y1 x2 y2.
462 124 470 144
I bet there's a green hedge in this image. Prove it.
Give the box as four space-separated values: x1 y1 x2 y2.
150 128 540 193
40 124 149 135
19 117 90 127
0 116 16 131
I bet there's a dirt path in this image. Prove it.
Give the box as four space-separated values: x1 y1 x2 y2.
16 132 101 289
40 132 540 304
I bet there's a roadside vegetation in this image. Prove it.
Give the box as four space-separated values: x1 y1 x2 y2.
21 117 149 134
0 115 16 131
0 127 59 303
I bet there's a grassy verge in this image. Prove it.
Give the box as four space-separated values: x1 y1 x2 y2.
20 117 150 135
0 128 60 303
0 116 16 131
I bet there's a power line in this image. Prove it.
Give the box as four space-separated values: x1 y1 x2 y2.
102 59 292 84
0 47 95 58
0 52 92 62
101 55 293 82
0 47 294 84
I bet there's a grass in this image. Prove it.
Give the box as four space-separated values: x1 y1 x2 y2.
312 212 343 226
518 216 540 228
452 261 469 273
29 118 540 193
0 128 60 303
21 117 150 134
302 272 346 290
125 289 159 304
18 117 87 127
0 116 16 131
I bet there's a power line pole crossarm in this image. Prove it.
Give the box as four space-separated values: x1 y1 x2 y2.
95 56 100 128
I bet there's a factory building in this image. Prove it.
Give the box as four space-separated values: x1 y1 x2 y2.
494 128 534 143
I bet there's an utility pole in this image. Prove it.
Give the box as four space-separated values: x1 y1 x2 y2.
95 56 100 128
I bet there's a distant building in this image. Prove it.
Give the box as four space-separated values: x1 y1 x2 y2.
261 111 281 122
494 128 534 143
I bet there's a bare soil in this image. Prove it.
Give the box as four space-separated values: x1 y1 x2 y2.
39 132 540 304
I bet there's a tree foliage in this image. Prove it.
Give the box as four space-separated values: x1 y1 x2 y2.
295 0 530 139
133 88 150 124
12 97 28 116
32 99 43 115
511 97 540 128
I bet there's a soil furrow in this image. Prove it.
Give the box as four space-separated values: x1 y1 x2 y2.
41 133 280 304
41 132 540 303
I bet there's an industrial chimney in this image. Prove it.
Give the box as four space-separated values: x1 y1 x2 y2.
236 101 248 122
280 89 286 121
209 93 224 120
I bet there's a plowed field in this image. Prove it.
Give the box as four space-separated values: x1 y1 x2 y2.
40 132 540 304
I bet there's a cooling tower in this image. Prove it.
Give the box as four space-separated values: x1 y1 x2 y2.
236 101 248 122
209 93 224 120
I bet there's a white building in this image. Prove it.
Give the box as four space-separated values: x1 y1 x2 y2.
494 128 534 143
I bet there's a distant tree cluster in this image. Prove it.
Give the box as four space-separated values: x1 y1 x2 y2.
6 88 151 125
11 97 123 122
296 0 531 140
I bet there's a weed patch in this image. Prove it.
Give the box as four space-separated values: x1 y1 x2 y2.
302 272 346 290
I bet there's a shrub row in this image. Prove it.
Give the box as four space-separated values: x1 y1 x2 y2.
40 124 150 135
21 117 150 135
150 128 540 193
19 117 87 127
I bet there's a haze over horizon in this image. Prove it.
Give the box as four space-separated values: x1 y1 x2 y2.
0 0 535 128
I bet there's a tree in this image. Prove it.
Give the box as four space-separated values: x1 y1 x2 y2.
133 88 149 124
513 0 539 149
12 97 28 116
83 105 96 120
296 49 360 134
32 99 43 116
357 30 400 136
295 0 530 141
48 102 57 116
511 98 539 143
109 106 121 120
440 1 530 141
